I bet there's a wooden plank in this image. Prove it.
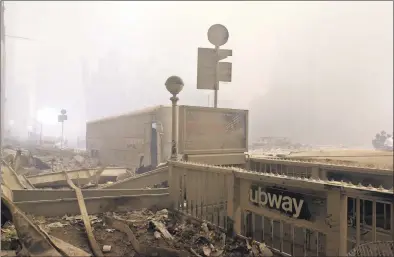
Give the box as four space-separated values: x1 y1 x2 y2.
63 171 104 257
104 215 142 254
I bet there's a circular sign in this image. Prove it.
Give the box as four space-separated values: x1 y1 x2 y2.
61 109 67 115
207 24 229 47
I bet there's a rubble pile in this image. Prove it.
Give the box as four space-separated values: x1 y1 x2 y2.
249 137 314 156
1 223 19 253
3 146 101 175
23 209 274 257
43 154 100 172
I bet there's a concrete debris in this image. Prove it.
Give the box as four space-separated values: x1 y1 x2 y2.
102 245 111 253
0 251 16 257
47 221 68 228
73 155 85 164
154 231 161 239
249 137 313 154
149 220 174 240
1 146 104 179
1 224 19 251
62 214 102 225
23 209 278 257
155 208 169 220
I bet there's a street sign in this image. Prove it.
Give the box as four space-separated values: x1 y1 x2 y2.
218 62 232 82
197 48 232 90
58 114 67 122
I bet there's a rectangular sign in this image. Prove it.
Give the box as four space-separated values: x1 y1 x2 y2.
178 106 248 154
197 48 232 90
249 184 326 222
218 62 232 82
58 114 67 122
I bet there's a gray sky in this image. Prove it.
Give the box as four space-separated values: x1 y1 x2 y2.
4 1 393 147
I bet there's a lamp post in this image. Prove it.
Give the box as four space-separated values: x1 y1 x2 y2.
165 76 184 160
58 109 67 149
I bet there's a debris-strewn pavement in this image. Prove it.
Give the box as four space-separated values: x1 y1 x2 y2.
2 208 274 257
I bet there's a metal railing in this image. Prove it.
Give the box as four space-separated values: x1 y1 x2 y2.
168 161 394 256
347 241 394 257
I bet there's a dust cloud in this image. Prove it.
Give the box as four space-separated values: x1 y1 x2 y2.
3 1 393 148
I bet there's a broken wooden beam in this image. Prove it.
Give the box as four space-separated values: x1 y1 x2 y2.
63 171 104 257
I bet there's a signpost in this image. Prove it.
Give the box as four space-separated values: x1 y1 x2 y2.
58 109 67 149
197 24 232 108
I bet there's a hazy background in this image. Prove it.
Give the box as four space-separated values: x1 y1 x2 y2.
3 1 393 147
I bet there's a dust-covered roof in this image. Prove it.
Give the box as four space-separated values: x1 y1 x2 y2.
86 105 170 125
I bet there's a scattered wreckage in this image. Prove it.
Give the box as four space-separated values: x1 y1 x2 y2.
2 199 274 257
3 143 393 256
1 147 274 257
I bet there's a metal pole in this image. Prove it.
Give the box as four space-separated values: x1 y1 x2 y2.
170 95 178 160
213 45 219 108
0 1 5 155
61 121 64 149
40 122 42 145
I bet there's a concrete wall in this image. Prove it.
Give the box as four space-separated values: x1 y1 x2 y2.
12 188 168 202
178 105 249 155
86 106 172 168
15 193 171 217
102 167 168 189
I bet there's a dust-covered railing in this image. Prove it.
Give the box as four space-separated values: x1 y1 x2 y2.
168 161 394 257
169 162 232 229
248 156 393 189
